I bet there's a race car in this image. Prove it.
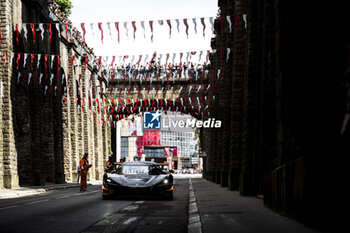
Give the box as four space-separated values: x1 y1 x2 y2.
102 161 173 200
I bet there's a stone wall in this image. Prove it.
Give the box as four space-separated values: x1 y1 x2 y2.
202 0 350 229
0 0 110 188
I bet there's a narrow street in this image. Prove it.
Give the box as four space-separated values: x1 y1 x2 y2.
0 177 334 233
0 179 188 233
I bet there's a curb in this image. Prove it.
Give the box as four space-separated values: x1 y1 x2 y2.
0 182 99 199
188 178 202 233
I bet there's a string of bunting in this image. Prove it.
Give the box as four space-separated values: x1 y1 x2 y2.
0 48 230 73
0 15 247 46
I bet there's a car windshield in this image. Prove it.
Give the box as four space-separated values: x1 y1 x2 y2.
116 165 162 175
121 165 149 174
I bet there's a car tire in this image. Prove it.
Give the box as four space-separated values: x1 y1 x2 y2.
164 191 173 200
102 194 110 200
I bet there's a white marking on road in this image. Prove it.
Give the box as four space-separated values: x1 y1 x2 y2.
54 194 72 199
123 217 138 225
25 199 49 205
73 190 99 196
123 205 139 211
134 200 144 204
0 205 18 210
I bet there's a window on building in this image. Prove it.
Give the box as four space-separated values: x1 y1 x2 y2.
121 137 128 158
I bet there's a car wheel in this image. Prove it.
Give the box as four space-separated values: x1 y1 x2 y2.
102 194 110 200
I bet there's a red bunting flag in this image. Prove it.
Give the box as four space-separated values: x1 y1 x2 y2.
180 52 183 64
206 50 210 64
149 21 153 42
30 23 36 45
219 48 224 64
30 54 34 71
65 23 69 40
218 16 224 36
15 24 19 46
166 20 172 38
234 15 240 33
183 19 189 38
16 53 21 70
110 55 115 68
123 55 129 64
200 17 206 37
132 21 137 40
136 55 142 66
71 55 75 71
84 56 88 73
98 22 104 43
57 55 61 71
98 56 102 71
115 22 120 43
150 53 156 64
165 53 170 66
81 23 86 41
3 52 8 67
48 23 53 45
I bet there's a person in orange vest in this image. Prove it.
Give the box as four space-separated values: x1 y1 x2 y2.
80 152 92 192
105 155 114 173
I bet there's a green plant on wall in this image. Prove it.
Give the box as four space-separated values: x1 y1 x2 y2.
55 0 73 16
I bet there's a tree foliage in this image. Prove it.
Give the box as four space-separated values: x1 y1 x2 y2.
55 0 73 16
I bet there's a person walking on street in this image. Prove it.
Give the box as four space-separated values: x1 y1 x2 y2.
80 152 92 192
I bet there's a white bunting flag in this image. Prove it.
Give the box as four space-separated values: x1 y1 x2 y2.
144 54 149 65
186 52 190 63
23 24 28 41
10 52 14 66
226 16 232 33
56 23 61 37
90 23 94 35
51 55 55 69
5 24 10 39
39 23 45 41
23 53 28 68
192 18 197 34
227 48 231 62
141 21 146 38
107 22 112 38
243 14 247 29
209 17 214 33
28 73 32 85
131 55 135 64
50 73 54 86
198 50 203 63
124 22 129 38
37 54 41 68
175 19 180 33
172 53 176 65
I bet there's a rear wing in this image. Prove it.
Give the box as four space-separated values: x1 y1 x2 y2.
157 163 169 166
113 162 169 166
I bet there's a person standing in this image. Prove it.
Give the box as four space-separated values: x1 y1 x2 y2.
77 165 80 183
80 152 92 192
105 155 114 173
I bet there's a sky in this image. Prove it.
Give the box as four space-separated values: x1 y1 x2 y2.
69 0 219 64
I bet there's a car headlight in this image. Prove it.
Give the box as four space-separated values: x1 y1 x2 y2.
107 178 112 183
163 179 169 184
